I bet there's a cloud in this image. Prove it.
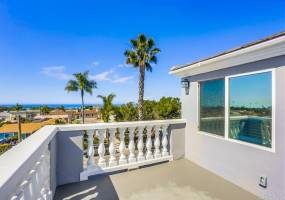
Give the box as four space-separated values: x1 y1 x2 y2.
92 61 99 67
90 70 114 81
41 66 72 80
112 76 134 83
117 63 132 68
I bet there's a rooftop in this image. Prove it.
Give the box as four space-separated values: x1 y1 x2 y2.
170 31 285 72
0 119 56 134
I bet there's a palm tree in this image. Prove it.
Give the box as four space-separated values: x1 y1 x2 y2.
14 103 23 143
124 34 160 120
65 71 97 124
40 105 51 115
97 93 116 122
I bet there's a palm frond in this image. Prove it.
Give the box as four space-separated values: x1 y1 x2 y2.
65 80 79 92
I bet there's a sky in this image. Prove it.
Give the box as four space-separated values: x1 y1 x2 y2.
230 72 272 108
0 0 284 104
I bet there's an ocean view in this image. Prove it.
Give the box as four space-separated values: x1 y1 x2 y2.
0 104 98 109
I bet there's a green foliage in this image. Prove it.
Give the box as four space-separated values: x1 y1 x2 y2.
124 34 161 120
57 105 65 111
114 102 138 122
124 34 161 71
65 71 97 95
98 94 116 122
143 100 159 120
114 97 181 121
10 103 24 111
65 71 97 123
41 105 51 115
0 143 11 155
156 97 181 119
55 118 66 124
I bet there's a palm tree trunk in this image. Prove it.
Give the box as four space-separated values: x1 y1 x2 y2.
17 115 22 143
138 65 145 120
81 90 85 124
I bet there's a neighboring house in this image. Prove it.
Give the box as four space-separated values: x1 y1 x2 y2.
44 109 100 123
0 119 56 141
170 31 285 199
0 111 13 122
9 110 40 121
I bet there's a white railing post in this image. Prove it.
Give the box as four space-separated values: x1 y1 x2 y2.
162 125 169 157
108 128 117 167
154 126 162 158
87 130 95 170
97 129 106 168
137 127 145 161
119 128 127 164
146 126 154 160
128 127 136 163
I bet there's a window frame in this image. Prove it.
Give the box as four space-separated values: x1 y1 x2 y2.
197 69 275 152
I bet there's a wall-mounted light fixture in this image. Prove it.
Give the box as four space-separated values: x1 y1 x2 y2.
181 79 190 95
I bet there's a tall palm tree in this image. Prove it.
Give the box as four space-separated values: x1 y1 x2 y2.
65 71 97 124
97 93 116 122
124 34 160 120
14 103 23 143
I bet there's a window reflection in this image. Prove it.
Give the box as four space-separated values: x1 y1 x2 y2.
199 79 225 136
229 72 272 147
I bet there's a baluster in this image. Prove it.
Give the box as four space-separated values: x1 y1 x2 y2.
34 161 41 197
128 127 136 163
87 130 95 170
146 126 154 160
154 126 162 158
20 180 31 200
28 169 36 199
137 127 145 161
119 128 127 164
108 128 117 167
162 125 169 157
97 129 106 168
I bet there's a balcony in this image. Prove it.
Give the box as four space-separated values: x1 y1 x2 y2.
0 119 260 200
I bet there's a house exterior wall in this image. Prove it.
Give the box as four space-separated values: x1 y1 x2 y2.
181 56 285 199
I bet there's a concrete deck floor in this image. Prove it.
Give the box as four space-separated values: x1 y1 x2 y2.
54 159 261 200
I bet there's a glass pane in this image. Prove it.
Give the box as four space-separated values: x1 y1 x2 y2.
229 72 272 148
199 79 225 136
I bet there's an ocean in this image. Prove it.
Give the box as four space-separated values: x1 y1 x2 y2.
0 104 98 110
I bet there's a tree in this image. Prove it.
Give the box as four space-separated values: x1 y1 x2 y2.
157 97 181 119
57 105 65 111
97 93 116 122
14 103 23 111
114 102 138 122
124 34 160 120
41 105 51 115
65 71 97 124
14 103 22 143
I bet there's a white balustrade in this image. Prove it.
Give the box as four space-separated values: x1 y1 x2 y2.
0 119 183 197
7 147 52 200
108 128 117 167
137 127 145 161
154 126 162 158
162 125 169 157
146 126 154 160
97 129 106 168
87 130 95 170
119 128 127 164
128 127 136 163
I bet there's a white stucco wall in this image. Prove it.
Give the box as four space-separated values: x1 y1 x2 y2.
181 59 285 199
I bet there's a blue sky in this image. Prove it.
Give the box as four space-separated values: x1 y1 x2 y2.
0 0 284 104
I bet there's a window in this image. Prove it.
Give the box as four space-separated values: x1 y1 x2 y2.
229 72 272 148
199 78 225 136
